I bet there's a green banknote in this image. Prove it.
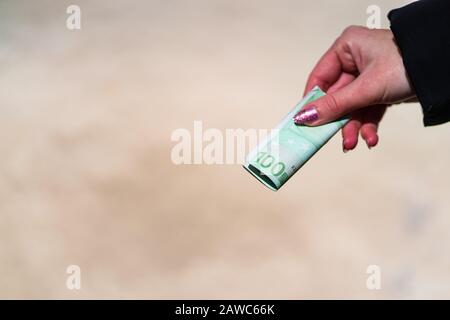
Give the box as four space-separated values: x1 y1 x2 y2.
243 86 348 191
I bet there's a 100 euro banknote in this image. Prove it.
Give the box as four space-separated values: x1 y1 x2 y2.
243 86 349 191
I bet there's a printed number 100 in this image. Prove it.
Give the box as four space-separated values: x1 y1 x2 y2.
256 152 286 177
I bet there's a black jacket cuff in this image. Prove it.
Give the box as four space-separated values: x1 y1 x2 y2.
388 0 450 126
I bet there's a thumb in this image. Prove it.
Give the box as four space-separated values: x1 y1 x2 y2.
294 76 377 126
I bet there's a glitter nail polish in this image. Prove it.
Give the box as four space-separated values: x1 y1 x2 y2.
293 106 319 125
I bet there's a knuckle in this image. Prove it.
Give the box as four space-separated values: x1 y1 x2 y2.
336 25 368 51
342 25 368 37
334 36 346 51
322 94 341 115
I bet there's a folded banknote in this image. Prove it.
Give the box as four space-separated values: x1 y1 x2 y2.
243 86 349 191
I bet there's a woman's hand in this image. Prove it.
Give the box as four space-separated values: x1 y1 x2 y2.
294 26 416 151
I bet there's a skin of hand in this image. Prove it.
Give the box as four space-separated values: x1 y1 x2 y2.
294 26 416 151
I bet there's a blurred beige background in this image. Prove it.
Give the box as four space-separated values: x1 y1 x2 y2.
0 0 449 299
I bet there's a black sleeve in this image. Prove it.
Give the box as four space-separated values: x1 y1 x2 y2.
388 0 450 126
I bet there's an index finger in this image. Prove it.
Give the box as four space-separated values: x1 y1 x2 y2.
303 42 344 96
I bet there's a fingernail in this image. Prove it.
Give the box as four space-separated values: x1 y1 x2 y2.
342 140 349 153
343 142 349 153
293 106 318 125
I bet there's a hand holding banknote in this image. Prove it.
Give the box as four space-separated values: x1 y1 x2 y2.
294 26 417 151
246 2 449 191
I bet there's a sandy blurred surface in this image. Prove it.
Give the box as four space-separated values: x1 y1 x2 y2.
0 0 449 299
